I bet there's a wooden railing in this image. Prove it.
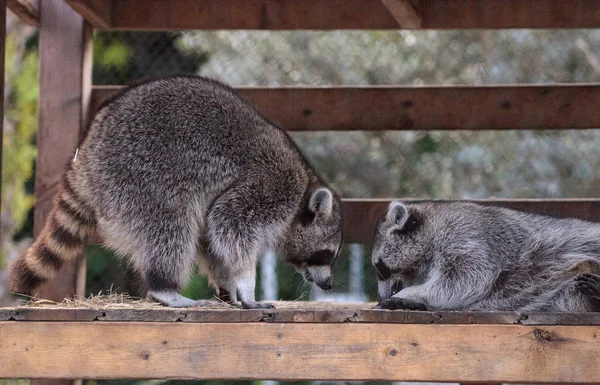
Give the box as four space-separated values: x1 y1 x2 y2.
2 0 600 383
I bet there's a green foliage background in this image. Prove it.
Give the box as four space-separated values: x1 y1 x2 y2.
3 22 600 385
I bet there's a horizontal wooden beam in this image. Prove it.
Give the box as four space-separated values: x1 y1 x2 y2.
381 0 421 29
68 0 600 30
7 0 39 26
1 322 600 382
2 304 600 325
64 0 111 29
344 199 600 243
83 198 600 244
92 84 600 131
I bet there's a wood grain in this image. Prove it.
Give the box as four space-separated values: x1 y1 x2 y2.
6 0 39 26
92 84 600 131
33 4 92 384
1 322 600 382
65 0 111 29
344 199 600 243
2 304 600 325
381 0 421 28
34 0 91 301
83 198 600 245
72 0 600 30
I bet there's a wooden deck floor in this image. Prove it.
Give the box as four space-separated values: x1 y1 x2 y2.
2 301 600 324
2 301 600 382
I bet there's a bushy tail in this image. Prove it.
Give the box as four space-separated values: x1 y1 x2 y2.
9 173 96 295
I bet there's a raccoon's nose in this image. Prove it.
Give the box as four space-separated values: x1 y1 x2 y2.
317 276 333 291
374 259 392 281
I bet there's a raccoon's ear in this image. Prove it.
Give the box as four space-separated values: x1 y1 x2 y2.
386 202 409 228
309 188 333 217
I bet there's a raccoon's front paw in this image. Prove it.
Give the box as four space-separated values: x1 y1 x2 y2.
241 301 276 310
376 297 427 311
576 273 600 311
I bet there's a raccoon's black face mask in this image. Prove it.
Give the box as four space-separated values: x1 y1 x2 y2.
279 187 343 291
372 202 425 301
294 248 342 290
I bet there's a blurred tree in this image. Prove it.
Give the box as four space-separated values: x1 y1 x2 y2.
0 18 38 305
93 31 208 85
4 21 600 385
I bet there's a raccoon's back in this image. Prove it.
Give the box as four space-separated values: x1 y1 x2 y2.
85 76 274 159
76 76 309 216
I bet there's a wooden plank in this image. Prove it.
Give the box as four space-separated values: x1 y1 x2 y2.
82 196 600 245
64 0 111 29
6 0 39 26
3 305 600 325
33 4 92 385
343 199 600 243
1 322 600 382
76 0 600 30
381 0 421 28
0 307 101 321
34 0 92 301
91 84 600 131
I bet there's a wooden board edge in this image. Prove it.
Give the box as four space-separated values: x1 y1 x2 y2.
3 307 600 325
7 0 39 26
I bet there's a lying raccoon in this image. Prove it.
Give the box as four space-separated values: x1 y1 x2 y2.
373 201 600 312
10 76 343 309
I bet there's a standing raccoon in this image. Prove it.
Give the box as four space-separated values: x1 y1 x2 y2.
10 76 344 309
373 201 600 312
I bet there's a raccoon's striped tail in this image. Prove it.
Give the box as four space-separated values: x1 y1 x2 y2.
9 173 96 295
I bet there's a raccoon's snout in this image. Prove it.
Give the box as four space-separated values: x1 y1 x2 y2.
306 271 333 290
392 279 403 295
374 258 393 281
304 265 333 290
377 277 403 301
316 276 333 291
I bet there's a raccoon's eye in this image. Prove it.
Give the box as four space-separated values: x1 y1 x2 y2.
394 215 420 235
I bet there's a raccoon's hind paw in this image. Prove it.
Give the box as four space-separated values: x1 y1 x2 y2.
576 273 600 295
376 297 427 311
576 273 600 311
241 301 276 310
148 290 220 308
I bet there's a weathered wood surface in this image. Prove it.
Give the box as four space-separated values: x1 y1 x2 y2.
82 199 600 245
1 321 600 382
381 0 421 29
7 0 39 26
2 302 600 325
68 0 600 30
344 198 600 243
83 198 600 245
35 0 91 303
92 84 600 132
65 0 110 29
34 4 92 385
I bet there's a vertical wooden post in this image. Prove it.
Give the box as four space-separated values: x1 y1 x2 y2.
32 3 91 384
33 0 91 306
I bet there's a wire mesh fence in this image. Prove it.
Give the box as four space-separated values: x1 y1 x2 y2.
89 29 600 304
94 30 600 201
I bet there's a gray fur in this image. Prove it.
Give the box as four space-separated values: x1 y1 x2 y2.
72 76 343 308
373 201 600 312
